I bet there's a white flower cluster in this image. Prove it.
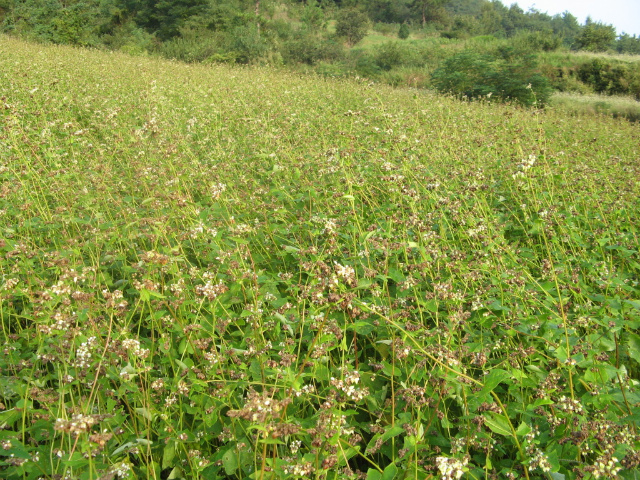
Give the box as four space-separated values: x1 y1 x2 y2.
283 461 314 477
512 154 537 179
51 280 71 296
189 221 218 239
528 448 552 473
54 414 98 436
324 218 337 234
121 338 150 359
110 462 132 479
334 262 356 287
330 370 368 402
555 396 585 415
195 280 228 300
1 278 18 291
435 456 469 480
211 182 227 198
74 336 97 369
590 455 622 478
294 384 316 397
289 440 302 454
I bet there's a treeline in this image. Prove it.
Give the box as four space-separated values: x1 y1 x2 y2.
1 0 639 103
2 0 639 54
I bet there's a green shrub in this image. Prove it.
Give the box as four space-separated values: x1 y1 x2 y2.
398 23 409 39
229 24 269 64
578 59 634 96
100 19 154 55
511 30 562 52
159 30 221 63
283 34 322 65
373 22 397 35
431 50 552 106
335 8 370 46
283 34 345 65
374 41 405 70
352 52 381 78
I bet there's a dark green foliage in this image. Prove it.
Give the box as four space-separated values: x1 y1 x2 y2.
229 24 268 63
398 22 409 39
353 51 381 77
365 0 412 24
374 41 405 70
431 50 552 106
335 7 369 46
578 59 638 97
299 0 325 29
412 0 449 26
122 0 209 40
511 30 561 52
549 11 581 47
616 33 640 55
573 20 616 52
2 0 105 45
283 32 344 65
99 18 153 54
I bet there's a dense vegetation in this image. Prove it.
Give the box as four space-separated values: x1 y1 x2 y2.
1 35 640 480
1 0 640 106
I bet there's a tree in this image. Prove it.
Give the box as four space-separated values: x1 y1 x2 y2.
335 7 369 46
616 33 640 54
411 0 448 27
365 0 412 24
119 0 209 40
573 19 616 52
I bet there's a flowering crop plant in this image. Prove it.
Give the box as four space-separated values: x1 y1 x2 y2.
0 36 639 480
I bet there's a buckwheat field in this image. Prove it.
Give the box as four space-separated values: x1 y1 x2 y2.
1 36 639 480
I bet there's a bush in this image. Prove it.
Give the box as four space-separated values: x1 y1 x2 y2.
398 23 409 39
283 34 344 65
511 30 562 52
335 8 370 46
577 59 634 96
431 50 552 106
350 51 381 78
374 41 405 70
283 34 322 65
229 24 269 64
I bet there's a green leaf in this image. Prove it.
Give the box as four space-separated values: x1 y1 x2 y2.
626 333 640 358
515 422 531 436
483 412 512 436
175 359 189 371
381 463 398 480
167 467 184 479
135 407 153 422
366 469 382 480
162 442 176 470
222 448 238 475
381 425 404 443
478 369 511 398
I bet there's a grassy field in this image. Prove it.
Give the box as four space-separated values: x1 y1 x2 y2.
1 35 640 480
